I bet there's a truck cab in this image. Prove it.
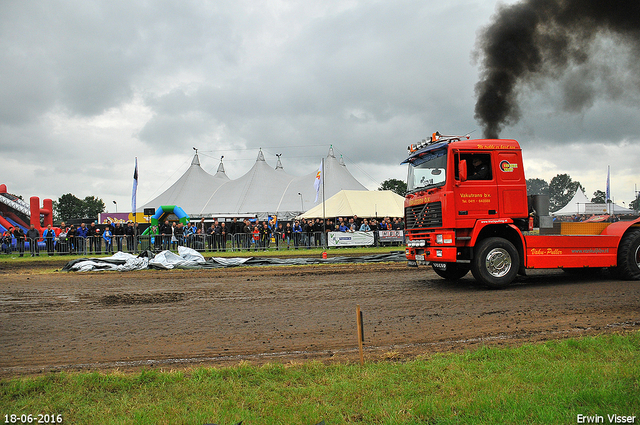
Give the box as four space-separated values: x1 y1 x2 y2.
403 132 640 288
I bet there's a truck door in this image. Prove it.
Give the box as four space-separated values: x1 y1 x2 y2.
454 152 499 223
495 151 528 218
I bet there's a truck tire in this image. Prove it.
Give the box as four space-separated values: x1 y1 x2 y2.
613 229 640 280
471 237 520 288
432 263 470 281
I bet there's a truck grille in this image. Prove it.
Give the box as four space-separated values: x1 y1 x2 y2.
405 202 442 229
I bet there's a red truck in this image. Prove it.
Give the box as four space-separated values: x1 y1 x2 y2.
402 132 640 288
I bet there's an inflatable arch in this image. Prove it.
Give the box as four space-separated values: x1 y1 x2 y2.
142 205 190 235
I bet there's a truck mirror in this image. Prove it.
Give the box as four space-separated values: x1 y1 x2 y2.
459 159 468 182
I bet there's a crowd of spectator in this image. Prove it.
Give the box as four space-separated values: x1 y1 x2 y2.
0 215 405 256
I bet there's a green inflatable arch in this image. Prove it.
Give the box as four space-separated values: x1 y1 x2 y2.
142 205 190 235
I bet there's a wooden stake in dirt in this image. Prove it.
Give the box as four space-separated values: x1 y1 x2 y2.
356 304 364 365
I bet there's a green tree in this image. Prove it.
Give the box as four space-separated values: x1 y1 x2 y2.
631 194 640 212
82 196 105 218
54 194 106 221
549 174 584 213
526 178 549 196
379 178 407 196
55 194 84 221
591 190 606 204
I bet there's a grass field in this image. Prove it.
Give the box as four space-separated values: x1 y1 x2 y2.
2 332 638 425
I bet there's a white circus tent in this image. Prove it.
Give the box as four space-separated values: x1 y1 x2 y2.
139 147 368 220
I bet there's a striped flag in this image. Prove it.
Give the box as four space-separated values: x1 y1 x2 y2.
131 157 138 213
314 160 322 202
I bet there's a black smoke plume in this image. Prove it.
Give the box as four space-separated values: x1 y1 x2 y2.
474 0 640 139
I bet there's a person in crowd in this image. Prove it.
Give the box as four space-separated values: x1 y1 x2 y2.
212 220 221 251
359 219 371 232
67 224 77 253
206 221 216 251
26 224 40 257
284 222 292 249
92 222 102 254
76 222 88 255
219 222 227 251
57 222 68 254
292 220 302 249
302 219 313 248
160 220 172 250
102 225 113 253
251 222 260 251
193 228 205 250
312 219 322 246
353 215 361 229
242 218 253 251
13 226 25 257
260 221 271 250
88 222 98 253
228 218 238 250
43 224 56 255
2 228 13 254
174 223 184 247
125 221 135 252
339 220 349 232
113 222 125 252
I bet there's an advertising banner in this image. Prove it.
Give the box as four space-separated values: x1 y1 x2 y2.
378 230 404 243
328 231 374 247
584 203 608 215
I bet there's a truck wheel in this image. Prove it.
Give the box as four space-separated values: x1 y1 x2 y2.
613 229 640 280
471 237 520 288
432 263 470 281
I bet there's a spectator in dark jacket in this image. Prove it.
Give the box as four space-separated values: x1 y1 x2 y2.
26 224 40 256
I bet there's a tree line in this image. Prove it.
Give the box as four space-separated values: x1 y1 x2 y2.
53 194 105 222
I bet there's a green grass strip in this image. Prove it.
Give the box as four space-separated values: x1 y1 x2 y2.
1 332 638 424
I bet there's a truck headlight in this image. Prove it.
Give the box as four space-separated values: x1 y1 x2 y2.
436 234 443 244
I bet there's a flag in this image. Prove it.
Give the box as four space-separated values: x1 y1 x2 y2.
606 165 610 203
131 157 138 213
314 160 322 202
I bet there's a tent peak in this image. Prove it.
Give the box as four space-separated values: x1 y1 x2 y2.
339 154 346 166
275 154 284 170
327 145 335 158
191 153 200 166
256 149 265 162
216 156 226 174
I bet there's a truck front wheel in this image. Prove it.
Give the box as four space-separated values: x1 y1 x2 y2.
471 237 520 288
613 229 640 280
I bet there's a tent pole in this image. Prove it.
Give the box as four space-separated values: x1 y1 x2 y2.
322 157 326 249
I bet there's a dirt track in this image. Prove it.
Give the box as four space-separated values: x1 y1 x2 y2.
1 259 639 376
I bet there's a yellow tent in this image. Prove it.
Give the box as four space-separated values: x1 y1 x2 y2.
297 190 404 219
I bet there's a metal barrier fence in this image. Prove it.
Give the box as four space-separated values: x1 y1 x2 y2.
1 231 404 256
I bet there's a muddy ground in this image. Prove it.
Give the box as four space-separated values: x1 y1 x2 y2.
1 258 638 376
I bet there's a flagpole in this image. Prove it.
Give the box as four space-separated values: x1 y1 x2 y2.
322 157 326 249
132 157 138 253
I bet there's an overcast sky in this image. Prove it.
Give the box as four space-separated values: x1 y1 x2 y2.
1 0 638 213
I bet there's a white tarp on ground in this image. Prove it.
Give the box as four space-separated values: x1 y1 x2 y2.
62 247 406 272
298 190 405 219
138 147 367 221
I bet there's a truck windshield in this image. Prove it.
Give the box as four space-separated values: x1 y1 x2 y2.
406 148 447 193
